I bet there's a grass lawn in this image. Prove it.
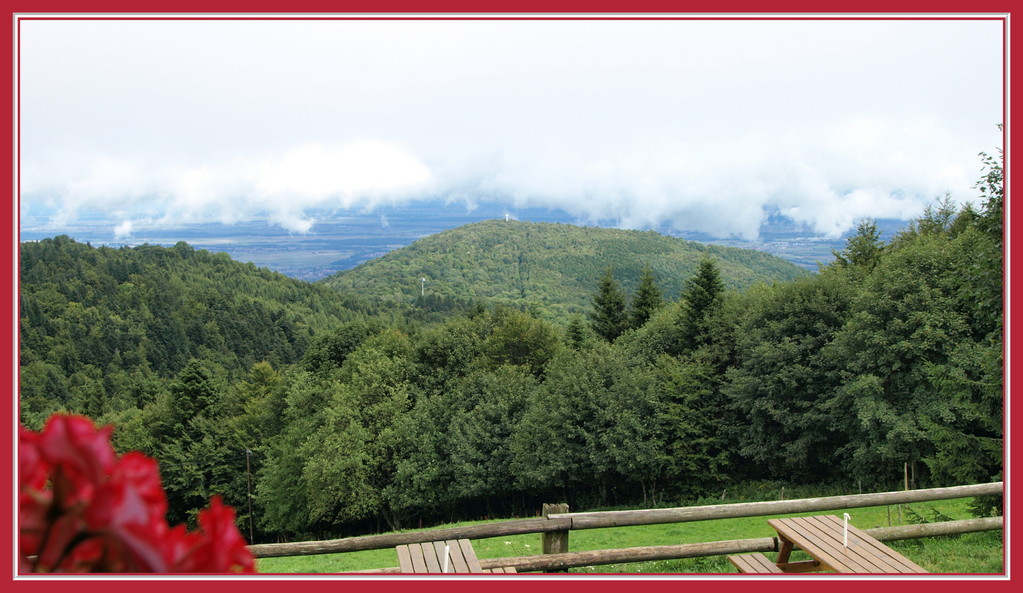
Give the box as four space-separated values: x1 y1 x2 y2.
255 497 1003 575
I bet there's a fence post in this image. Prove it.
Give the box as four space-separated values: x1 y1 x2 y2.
542 503 570 573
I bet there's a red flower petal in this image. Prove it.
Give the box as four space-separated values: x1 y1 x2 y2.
36 415 117 510
169 496 255 573
19 414 254 574
87 452 167 529
34 512 85 572
19 425 48 491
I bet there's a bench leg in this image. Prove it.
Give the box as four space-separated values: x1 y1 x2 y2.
776 537 794 564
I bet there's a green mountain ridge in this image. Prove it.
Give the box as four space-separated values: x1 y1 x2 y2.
18 236 370 427
318 220 807 318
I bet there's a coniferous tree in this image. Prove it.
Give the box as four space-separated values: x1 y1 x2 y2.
589 267 629 342
630 265 664 329
165 359 220 437
677 258 725 352
565 315 591 349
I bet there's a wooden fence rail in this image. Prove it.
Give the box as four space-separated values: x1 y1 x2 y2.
248 481 1002 559
551 482 1004 530
359 516 1003 573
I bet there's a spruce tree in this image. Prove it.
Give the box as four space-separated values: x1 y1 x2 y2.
630 265 664 329
589 267 629 342
566 315 590 349
677 258 725 351
166 359 220 435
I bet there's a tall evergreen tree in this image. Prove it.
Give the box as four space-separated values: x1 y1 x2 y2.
630 265 665 329
150 360 233 526
565 315 591 350
589 267 629 342
677 258 725 352
164 359 220 438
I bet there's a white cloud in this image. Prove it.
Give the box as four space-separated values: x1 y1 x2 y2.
112 220 134 241
254 141 433 207
18 17 1003 239
24 141 436 235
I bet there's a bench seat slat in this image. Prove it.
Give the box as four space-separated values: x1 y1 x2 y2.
728 552 784 573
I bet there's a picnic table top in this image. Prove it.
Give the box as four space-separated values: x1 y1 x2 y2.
396 538 488 574
768 514 928 574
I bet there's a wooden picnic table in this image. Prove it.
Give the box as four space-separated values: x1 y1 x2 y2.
395 538 516 574
767 514 928 574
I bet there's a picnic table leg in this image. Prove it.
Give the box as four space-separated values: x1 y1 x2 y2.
776 536 794 565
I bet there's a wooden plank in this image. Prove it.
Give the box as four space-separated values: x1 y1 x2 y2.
455 539 486 573
728 553 784 573
795 515 900 573
396 544 414 573
799 516 870 572
818 515 926 573
394 539 490 573
749 553 783 573
822 515 895 573
771 517 849 572
444 539 471 573
770 515 927 574
819 514 923 571
408 542 429 573
433 540 456 573
775 536 794 564
787 515 879 572
812 515 899 573
728 554 755 572
423 541 443 573
775 560 823 573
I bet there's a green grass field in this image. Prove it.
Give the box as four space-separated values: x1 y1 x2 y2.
255 497 1003 574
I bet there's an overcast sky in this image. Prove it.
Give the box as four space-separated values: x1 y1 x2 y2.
18 16 1004 240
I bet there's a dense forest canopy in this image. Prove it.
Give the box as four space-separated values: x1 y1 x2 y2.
318 220 806 320
18 150 1003 540
19 239 375 428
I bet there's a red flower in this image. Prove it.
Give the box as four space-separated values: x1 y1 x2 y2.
167 496 256 573
18 413 255 573
18 426 52 563
36 414 117 510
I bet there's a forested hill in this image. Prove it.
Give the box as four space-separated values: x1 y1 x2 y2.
318 220 806 318
19 236 369 427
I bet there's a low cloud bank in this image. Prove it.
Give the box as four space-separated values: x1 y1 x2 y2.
21 118 986 240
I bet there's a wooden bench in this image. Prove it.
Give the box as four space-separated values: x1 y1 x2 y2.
728 552 785 573
768 515 927 574
396 538 516 574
